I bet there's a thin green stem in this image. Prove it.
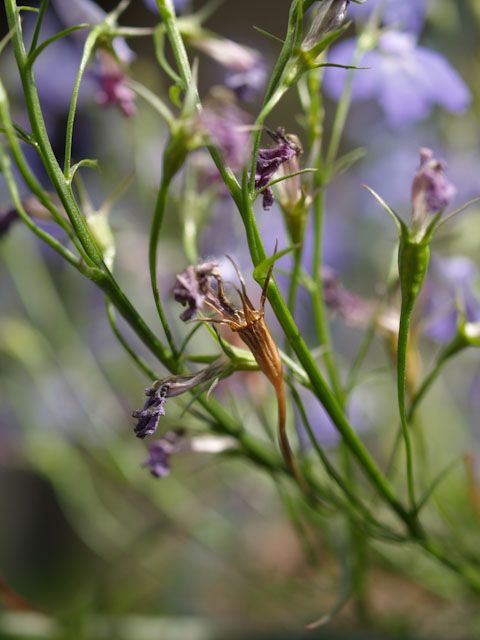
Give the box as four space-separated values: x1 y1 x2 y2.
105 301 160 381
149 175 179 357
64 29 99 178
397 301 417 510
28 0 49 53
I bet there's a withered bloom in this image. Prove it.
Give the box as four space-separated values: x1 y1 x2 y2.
132 360 228 438
173 261 221 321
255 128 302 210
174 259 304 486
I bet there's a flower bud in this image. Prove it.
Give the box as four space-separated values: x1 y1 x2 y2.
302 0 350 52
410 148 456 238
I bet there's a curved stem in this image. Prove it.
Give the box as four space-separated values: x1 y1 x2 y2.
149 175 178 357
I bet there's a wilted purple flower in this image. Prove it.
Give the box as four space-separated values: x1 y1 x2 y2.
255 128 302 210
324 30 471 127
349 0 427 34
322 266 373 327
422 257 480 344
133 360 228 438
411 148 456 230
95 51 136 117
173 261 221 321
132 382 168 438
0 209 20 238
143 429 186 478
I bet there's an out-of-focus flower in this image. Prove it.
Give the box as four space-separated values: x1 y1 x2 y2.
143 429 236 478
411 148 456 234
349 0 427 34
321 266 399 334
302 0 351 51
95 50 136 118
51 0 136 116
0 209 20 238
143 0 189 14
255 128 302 210
198 89 251 175
173 261 221 321
324 30 471 127
143 429 185 477
133 360 228 438
51 0 134 64
189 37 266 101
422 256 480 344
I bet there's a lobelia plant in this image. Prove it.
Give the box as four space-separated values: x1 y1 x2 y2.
2 0 480 626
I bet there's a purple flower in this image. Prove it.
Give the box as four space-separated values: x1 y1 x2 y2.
422 256 480 344
349 0 427 34
324 30 471 127
143 429 186 478
132 383 168 438
411 148 456 226
255 129 302 210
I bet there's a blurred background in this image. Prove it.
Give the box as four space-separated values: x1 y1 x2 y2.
1 1 480 638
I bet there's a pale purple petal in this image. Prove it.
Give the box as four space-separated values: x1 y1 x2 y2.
324 39 379 101
415 47 471 113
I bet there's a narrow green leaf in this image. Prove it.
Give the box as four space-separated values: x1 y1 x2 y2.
363 184 406 234
253 245 298 283
27 25 88 68
253 25 285 45
69 158 99 182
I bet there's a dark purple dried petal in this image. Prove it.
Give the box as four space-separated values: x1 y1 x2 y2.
0 209 20 238
255 129 301 210
173 261 219 321
132 383 168 438
142 429 186 478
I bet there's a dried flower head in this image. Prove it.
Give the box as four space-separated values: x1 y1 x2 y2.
132 360 228 438
173 261 221 321
256 128 302 210
173 258 304 486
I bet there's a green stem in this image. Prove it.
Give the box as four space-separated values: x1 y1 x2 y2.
397 300 417 509
64 29 99 178
149 175 179 357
